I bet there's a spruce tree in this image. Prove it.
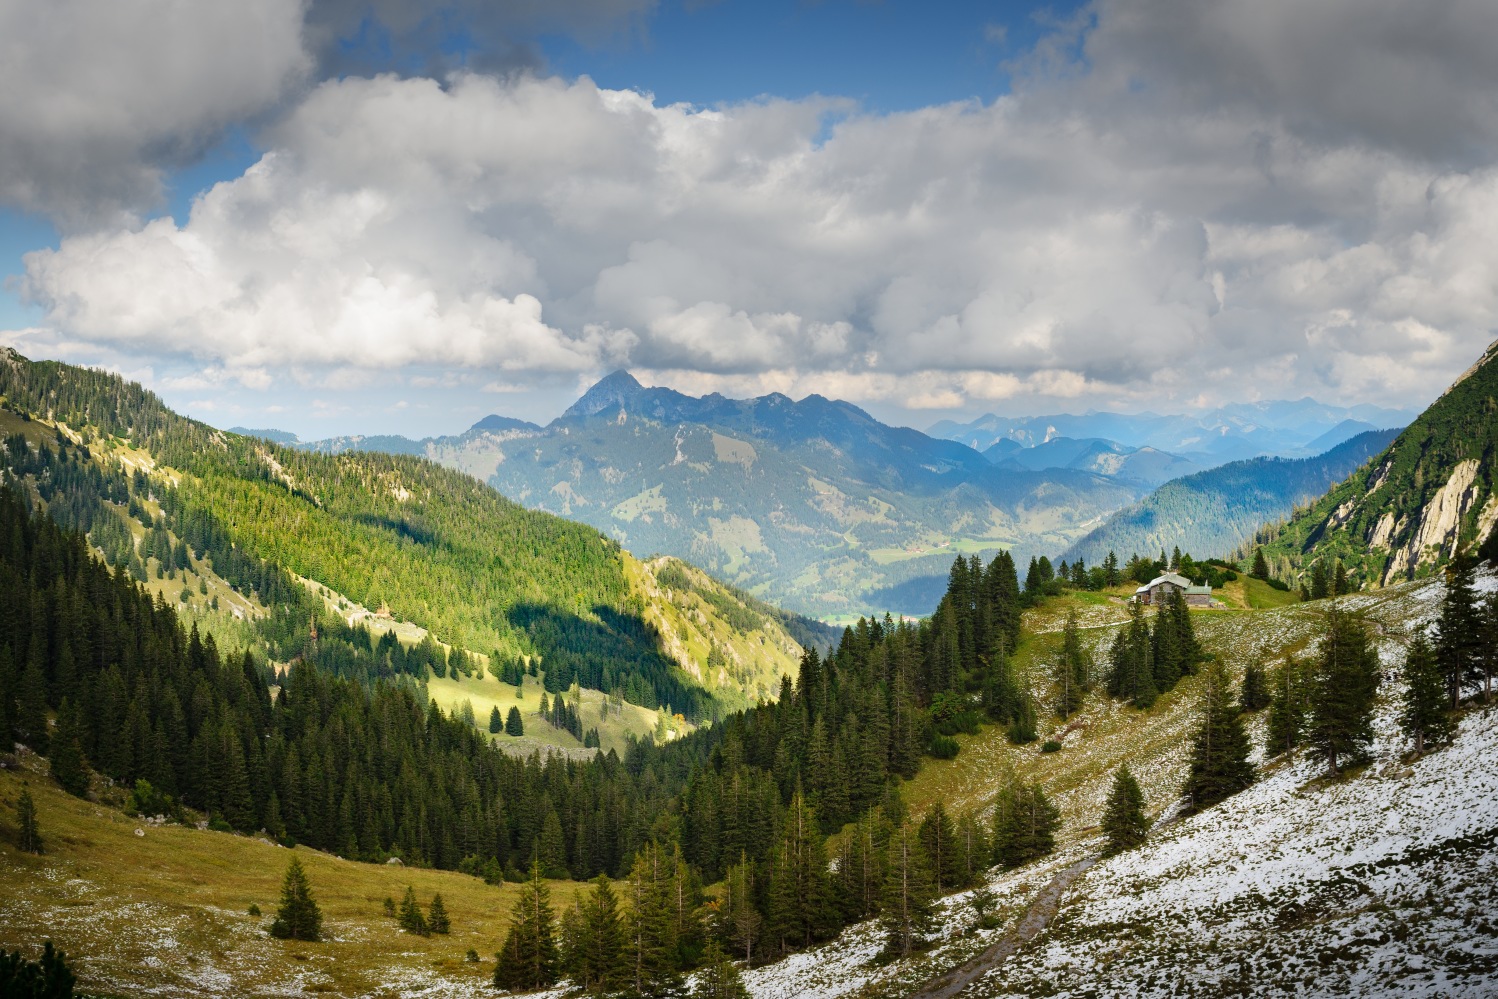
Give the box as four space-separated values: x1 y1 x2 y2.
1482 591 1498 704
16 788 43 854
992 783 1060 868
567 874 627 995
427 893 450 934
1239 662 1269 712
1251 547 1269 580
1101 765 1148 854
48 699 89 798
269 857 322 941
0 940 76 996
1266 657 1306 758
1107 601 1157 708
495 861 559 991
692 939 750 999
1054 610 1088 718
16 662 49 755
1182 661 1255 811
398 886 429 935
505 706 524 736
1307 607 1381 777
488 706 502 734
1400 630 1453 757
722 856 762 967
879 824 936 959
624 842 681 997
1436 548 1484 708
917 800 963 895
1310 561 1329 600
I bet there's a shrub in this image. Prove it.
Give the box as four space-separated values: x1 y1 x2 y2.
1041 740 1063 753
929 735 960 759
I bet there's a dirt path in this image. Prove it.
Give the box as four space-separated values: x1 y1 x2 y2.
911 852 1100 999
912 812 1182 999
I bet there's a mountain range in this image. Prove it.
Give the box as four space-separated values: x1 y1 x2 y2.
929 400 1413 467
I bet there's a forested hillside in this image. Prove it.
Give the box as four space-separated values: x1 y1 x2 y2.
0 348 820 722
1255 338 1498 591
1064 428 1401 566
290 371 1143 619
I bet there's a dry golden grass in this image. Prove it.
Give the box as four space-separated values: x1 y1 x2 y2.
0 753 589 998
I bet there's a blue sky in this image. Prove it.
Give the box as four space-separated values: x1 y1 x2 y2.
3 0 1496 439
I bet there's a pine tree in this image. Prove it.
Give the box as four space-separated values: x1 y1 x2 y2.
566 874 628 995
48 699 89 798
1266 657 1307 758
398 886 429 935
1251 547 1269 580
16 662 49 755
1182 660 1255 811
1053 610 1088 718
1332 560 1350 596
16 788 43 854
624 842 682 997
1307 607 1381 777
1482 591 1498 704
1107 601 1157 708
721 856 762 967
269 857 322 941
992 783 1060 868
693 939 750 999
0 940 76 996
1239 662 1269 712
536 807 569 879
1436 548 1484 708
427 893 450 934
488 706 502 734
1400 630 1454 757
765 789 836 953
495 861 559 991
1101 766 1148 854
1310 561 1329 600
505 706 524 736
879 824 936 959
917 800 963 895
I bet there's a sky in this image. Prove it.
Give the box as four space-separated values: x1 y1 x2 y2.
2 0 1497 440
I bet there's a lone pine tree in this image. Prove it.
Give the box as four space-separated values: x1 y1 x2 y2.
269 857 321 941
1182 660 1255 811
1102 765 1149 854
505 706 524 736
1308 607 1381 777
427 893 451 934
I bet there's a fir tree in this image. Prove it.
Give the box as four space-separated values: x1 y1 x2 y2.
917 800 963 895
427 893 450 934
1006 686 1037 745
1101 765 1148 854
1307 607 1381 777
879 824 936 959
1400 630 1453 757
624 842 682 998
1107 601 1157 708
1251 547 1269 580
992 783 1060 868
1436 548 1484 708
1332 560 1349 596
693 939 750 999
48 699 89 798
1266 657 1307 758
488 706 502 734
16 788 43 854
0 940 76 997
398 886 429 935
1053 610 1088 718
1182 661 1255 811
721 856 762 967
16 662 49 755
269 857 322 941
1310 561 1329 600
566 874 628 995
1239 662 1270 712
495 861 560 991
505 706 524 737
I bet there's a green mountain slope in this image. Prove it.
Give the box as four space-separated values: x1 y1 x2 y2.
1256 338 1498 589
0 348 819 722
296 372 1144 619
1063 428 1401 565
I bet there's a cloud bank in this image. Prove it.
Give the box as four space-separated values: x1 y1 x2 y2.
11 0 1498 418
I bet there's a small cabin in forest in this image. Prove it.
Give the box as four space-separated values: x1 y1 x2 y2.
1135 571 1212 608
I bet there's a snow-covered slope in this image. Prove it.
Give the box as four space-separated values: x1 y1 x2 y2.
741 575 1498 998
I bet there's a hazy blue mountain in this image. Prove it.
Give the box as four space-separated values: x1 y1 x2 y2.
985 436 1201 487
227 426 301 445
1061 428 1403 565
931 399 1413 468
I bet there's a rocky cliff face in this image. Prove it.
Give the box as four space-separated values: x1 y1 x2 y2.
1258 338 1498 589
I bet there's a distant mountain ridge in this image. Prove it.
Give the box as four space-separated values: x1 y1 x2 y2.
1062 428 1403 566
282 372 1149 617
1257 338 1498 589
931 399 1414 468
